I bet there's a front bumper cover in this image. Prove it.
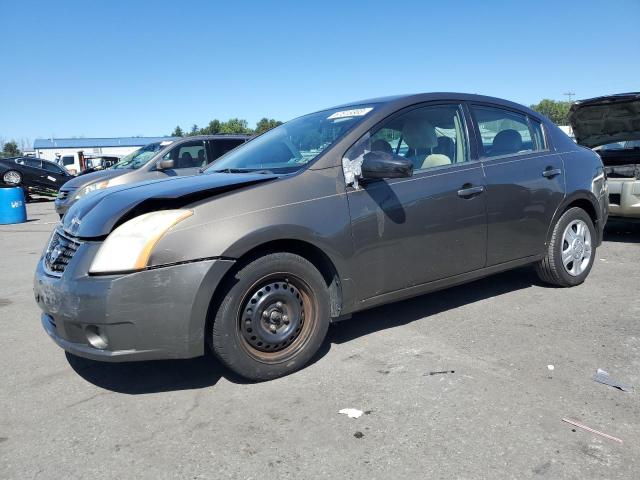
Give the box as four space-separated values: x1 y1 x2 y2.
34 245 235 362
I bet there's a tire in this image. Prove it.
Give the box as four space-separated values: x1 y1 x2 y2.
2 170 22 185
535 207 596 287
210 252 330 381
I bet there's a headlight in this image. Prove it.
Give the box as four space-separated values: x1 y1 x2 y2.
89 209 193 274
74 180 110 200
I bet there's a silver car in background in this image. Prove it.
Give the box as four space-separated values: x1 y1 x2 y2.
54 135 250 217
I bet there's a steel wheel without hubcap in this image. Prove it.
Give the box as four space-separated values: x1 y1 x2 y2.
238 274 316 362
3 171 21 185
561 219 592 276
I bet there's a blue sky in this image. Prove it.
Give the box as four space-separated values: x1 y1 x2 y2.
1 0 638 146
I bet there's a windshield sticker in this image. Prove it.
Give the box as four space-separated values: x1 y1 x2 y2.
328 107 373 120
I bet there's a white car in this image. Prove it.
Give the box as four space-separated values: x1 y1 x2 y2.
569 93 640 221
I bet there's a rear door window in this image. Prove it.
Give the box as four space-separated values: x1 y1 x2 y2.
471 105 545 158
25 158 43 169
207 139 245 164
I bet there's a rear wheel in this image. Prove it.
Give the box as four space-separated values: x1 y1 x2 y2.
3 170 22 185
535 207 596 287
210 252 330 381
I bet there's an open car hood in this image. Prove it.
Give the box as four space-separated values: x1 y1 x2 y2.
569 92 640 148
62 172 278 238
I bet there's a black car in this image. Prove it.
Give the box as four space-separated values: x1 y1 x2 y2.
35 93 607 381
0 157 73 197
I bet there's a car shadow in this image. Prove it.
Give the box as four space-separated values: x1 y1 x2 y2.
603 220 640 243
68 267 538 394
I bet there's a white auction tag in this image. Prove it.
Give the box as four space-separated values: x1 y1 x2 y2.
328 107 373 120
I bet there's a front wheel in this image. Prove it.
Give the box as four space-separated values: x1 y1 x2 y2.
535 207 596 287
210 252 330 381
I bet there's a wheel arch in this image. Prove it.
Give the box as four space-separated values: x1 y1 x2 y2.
204 237 346 351
546 190 602 247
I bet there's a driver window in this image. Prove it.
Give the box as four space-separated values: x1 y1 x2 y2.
164 141 206 168
371 104 468 172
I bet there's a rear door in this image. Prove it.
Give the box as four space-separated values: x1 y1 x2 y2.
20 158 48 188
468 104 565 265
41 161 70 189
346 102 487 300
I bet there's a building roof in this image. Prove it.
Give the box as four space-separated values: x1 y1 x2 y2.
33 137 178 149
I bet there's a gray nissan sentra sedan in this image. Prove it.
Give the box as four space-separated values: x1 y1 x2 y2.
34 93 608 381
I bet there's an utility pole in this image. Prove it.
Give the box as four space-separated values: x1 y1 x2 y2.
563 91 576 103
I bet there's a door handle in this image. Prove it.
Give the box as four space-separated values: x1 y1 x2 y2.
457 185 485 198
542 168 562 178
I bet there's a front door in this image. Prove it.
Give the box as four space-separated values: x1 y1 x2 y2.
468 104 565 265
346 103 487 300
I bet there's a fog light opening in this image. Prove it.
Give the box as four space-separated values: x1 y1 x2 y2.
85 325 109 350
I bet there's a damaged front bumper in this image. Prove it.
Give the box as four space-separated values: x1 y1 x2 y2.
34 241 235 362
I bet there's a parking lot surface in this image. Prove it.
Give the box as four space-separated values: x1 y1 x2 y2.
1 200 639 479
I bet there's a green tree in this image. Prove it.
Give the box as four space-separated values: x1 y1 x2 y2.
200 119 222 135
255 118 283 135
2 140 21 157
171 126 184 137
189 124 199 136
219 118 252 134
530 99 572 125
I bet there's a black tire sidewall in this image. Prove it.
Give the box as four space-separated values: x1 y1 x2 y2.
211 253 330 381
551 208 596 286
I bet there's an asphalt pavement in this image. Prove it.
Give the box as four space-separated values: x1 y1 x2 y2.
1 200 639 479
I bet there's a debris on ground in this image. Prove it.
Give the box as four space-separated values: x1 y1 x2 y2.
339 408 363 419
562 418 623 444
353 431 364 439
547 365 555 371
593 368 632 392
425 370 455 376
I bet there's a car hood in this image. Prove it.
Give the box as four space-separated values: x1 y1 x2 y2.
569 92 640 148
59 169 127 190
62 172 278 238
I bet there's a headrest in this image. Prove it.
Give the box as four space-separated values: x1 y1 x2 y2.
402 119 437 149
372 139 393 154
492 129 522 155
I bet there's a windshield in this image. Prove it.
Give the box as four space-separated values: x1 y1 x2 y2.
205 105 375 174
111 141 170 169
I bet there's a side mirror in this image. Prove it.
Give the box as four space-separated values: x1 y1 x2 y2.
157 159 174 170
361 151 413 180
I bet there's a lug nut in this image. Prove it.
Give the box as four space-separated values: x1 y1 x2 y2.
262 311 269 318
269 324 277 333
283 315 289 324
276 302 283 309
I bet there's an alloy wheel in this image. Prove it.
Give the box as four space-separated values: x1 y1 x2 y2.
561 219 592 276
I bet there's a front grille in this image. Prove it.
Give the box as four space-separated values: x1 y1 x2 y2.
44 229 81 276
609 193 621 205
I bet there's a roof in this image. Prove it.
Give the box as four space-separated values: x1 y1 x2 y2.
33 137 179 149
329 92 543 120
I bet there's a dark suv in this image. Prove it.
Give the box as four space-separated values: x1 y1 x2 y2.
35 93 607 381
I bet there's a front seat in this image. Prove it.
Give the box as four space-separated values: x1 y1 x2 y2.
491 129 522 156
402 119 451 169
197 149 206 166
178 151 194 168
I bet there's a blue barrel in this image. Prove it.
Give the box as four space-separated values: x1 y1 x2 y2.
0 187 27 224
